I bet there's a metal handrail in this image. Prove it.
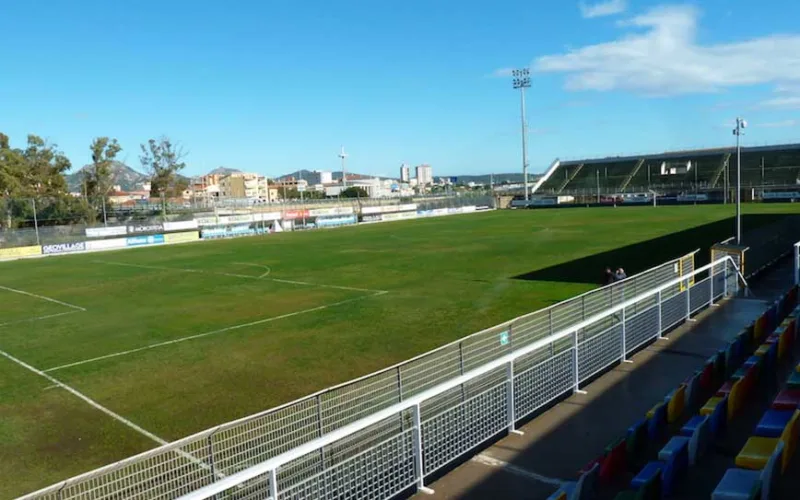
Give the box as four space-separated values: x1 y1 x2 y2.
180 255 742 499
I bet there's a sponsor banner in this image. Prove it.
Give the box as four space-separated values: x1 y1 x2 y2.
201 224 257 239
256 212 282 221
382 211 417 221
0 245 42 259
308 206 354 217
360 214 383 223
316 215 357 228
461 205 477 213
86 226 127 238
195 216 219 226
282 209 310 220
86 238 127 251
431 208 448 216
164 231 200 244
127 223 164 234
763 191 800 200
676 194 709 202
361 203 417 215
163 220 198 232
126 234 166 247
416 210 434 217
42 242 87 255
476 205 491 211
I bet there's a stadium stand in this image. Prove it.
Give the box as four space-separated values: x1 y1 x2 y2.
534 144 800 196
544 283 799 500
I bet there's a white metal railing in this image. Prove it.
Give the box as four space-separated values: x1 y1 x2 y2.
179 256 743 500
794 241 800 286
20 252 699 500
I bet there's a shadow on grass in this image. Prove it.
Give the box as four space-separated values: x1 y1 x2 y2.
512 214 789 286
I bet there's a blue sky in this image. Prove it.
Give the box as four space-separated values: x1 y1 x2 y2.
3 0 800 178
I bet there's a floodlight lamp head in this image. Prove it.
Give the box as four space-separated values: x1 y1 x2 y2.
740 119 747 129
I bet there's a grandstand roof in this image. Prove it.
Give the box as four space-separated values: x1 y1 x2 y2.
561 142 800 166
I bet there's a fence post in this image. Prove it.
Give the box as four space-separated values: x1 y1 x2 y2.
31 199 41 246
572 330 585 394
621 307 631 363
316 394 326 470
794 243 799 286
458 343 467 402
710 264 715 306
412 404 434 494
506 361 523 435
269 468 278 499
724 262 729 298
206 435 216 479
657 290 664 339
685 278 691 321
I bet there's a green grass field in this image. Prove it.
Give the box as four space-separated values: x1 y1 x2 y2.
1 203 798 497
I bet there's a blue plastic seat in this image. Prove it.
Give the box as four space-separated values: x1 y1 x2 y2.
712 441 783 500
755 409 795 438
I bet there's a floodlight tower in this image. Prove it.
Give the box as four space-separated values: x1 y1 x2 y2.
339 146 348 188
512 68 531 200
733 117 747 244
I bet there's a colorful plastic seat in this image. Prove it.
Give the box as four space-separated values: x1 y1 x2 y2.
788 372 800 390
755 409 795 438
630 461 661 490
546 462 598 500
737 411 799 472
626 418 648 470
771 389 800 411
599 437 627 485
680 414 711 465
713 441 783 500
646 402 667 441
665 385 686 423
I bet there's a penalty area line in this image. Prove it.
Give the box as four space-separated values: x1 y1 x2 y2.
44 291 387 373
0 310 81 328
0 284 87 311
0 348 167 446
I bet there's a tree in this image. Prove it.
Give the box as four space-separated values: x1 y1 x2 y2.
84 137 122 222
340 186 368 199
140 136 187 217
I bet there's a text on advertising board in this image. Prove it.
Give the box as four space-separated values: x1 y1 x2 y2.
127 223 165 233
42 242 87 255
0 245 42 259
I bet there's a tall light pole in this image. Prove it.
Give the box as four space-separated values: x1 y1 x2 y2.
512 68 531 200
733 117 747 244
339 146 348 188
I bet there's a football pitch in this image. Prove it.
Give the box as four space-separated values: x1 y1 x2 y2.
1 204 798 497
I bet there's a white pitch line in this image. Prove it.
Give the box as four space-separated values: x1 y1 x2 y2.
44 292 386 373
0 284 86 311
94 259 387 294
471 454 564 486
234 262 271 278
0 310 80 328
0 348 167 445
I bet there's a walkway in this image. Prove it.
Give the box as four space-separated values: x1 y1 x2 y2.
414 259 794 499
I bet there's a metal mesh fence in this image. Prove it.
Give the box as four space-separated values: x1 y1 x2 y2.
20 252 702 500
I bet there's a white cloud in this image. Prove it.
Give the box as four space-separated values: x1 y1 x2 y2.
580 0 627 19
757 119 798 128
533 5 800 95
759 96 800 109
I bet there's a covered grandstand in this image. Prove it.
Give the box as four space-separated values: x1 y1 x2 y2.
533 143 800 200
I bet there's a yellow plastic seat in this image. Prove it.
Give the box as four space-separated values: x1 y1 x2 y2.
667 384 686 423
755 344 771 357
735 411 799 472
701 396 724 416
736 436 777 470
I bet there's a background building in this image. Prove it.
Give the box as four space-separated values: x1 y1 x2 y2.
400 164 410 183
415 164 433 186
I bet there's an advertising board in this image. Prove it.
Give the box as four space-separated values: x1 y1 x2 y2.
164 231 200 244
86 238 127 251
127 223 164 234
360 214 383 223
0 245 42 259
316 215 357 228
282 209 310 220
361 203 417 215
382 211 417 221
163 220 199 232
126 234 166 247
42 242 87 255
85 226 127 238
763 191 800 200
308 206 355 217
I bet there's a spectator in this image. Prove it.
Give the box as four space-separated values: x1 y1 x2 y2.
603 267 615 285
615 268 627 281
